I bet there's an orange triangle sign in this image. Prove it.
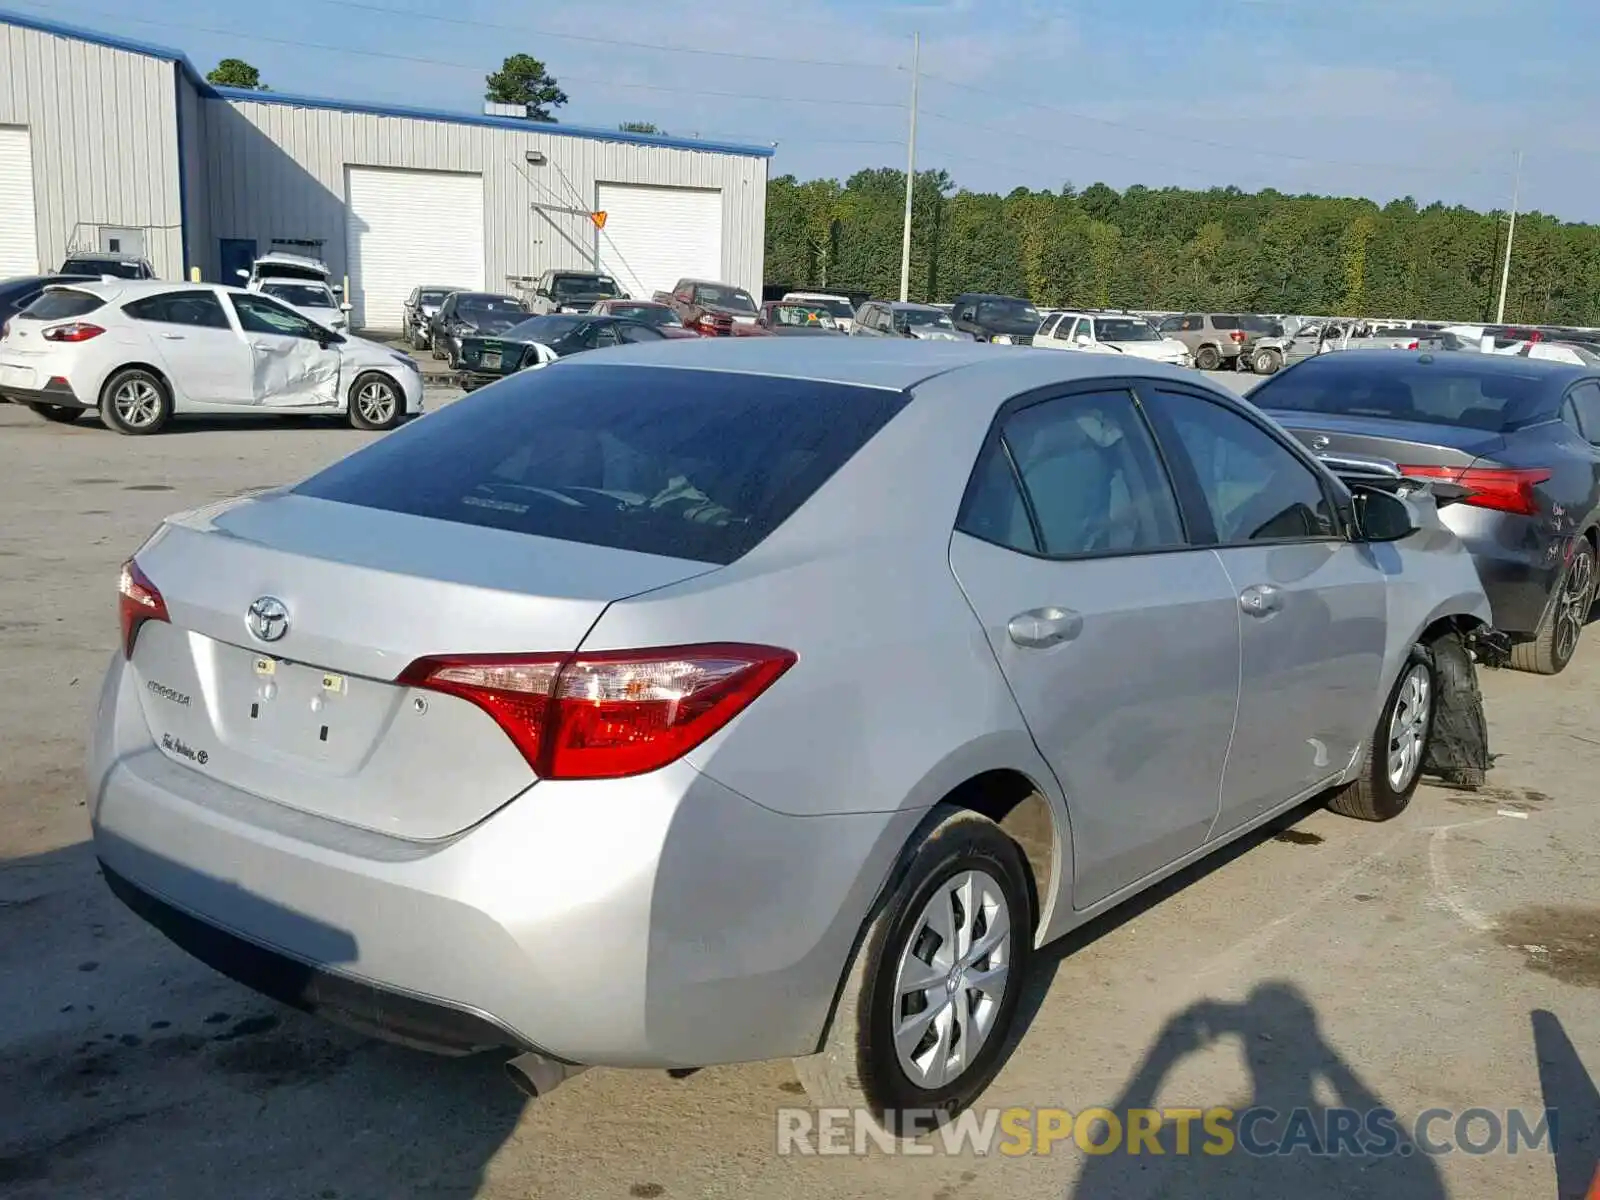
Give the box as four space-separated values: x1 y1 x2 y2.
590 211 608 230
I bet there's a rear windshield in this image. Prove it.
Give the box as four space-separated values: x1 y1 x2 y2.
1253 359 1553 432
552 274 619 297
22 288 106 319
1239 315 1283 335
294 363 910 564
1211 315 1241 330
62 258 144 279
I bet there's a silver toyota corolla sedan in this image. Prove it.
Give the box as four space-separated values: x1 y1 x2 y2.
90 338 1490 1129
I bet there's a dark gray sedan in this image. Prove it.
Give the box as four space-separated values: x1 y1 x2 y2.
1252 350 1600 673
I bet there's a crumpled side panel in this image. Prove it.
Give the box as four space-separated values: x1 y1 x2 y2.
250 342 341 407
1421 630 1490 789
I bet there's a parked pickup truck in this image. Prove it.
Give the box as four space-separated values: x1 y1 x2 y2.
652 278 761 336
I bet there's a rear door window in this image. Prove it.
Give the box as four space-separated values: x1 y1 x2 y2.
1211 315 1240 331
294 363 910 565
1566 380 1600 439
22 289 106 319
123 291 231 330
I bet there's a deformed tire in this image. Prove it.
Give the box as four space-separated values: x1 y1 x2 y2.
1328 649 1435 821
26 402 83 425
792 806 1034 1135
1509 538 1595 676
1253 348 1282 375
1194 345 1221 371
100 367 172 435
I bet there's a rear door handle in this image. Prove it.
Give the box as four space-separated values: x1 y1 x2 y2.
159 333 184 340
1239 584 1283 617
1007 607 1083 649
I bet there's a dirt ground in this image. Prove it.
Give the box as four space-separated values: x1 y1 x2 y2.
0 375 1596 1200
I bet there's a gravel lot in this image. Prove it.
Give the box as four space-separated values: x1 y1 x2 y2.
1 367 1596 1199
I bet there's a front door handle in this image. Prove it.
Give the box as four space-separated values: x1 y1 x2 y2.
159 333 184 340
1239 584 1283 617
1007 607 1083 649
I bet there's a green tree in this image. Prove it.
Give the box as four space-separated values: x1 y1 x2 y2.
486 54 568 122
207 58 265 89
619 121 664 135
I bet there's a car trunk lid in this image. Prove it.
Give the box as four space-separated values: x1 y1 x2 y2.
125 493 716 839
1263 411 1508 469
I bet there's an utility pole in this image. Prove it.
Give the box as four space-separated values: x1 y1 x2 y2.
899 32 919 303
1494 150 1522 325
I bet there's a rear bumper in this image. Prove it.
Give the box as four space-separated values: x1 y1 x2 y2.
1440 507 1570 636
89 652 909 1067
0 377 89 408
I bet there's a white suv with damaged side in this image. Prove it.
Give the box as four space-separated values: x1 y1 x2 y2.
0 280 421 434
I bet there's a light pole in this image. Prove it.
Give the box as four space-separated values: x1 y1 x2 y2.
899 32 919 303
1494 150 1522 325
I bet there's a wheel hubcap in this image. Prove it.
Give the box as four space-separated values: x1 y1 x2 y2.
357 382 396 424
1386 663 1432 791
891 869 1011 1090
114 381 160 427
1554 548 1594 664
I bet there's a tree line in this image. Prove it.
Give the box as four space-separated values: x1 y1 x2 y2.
766 168 1600 325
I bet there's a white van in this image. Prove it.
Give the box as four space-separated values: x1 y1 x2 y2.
237 252 352 333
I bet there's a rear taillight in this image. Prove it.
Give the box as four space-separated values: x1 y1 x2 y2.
118 559 168 658
0 318 10 340
1397 465 1551 516
1229 330 1247 343
400 643 797 779
1406 340 1419 350
43 322 105 343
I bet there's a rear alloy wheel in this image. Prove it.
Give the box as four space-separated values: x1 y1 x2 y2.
1328 654 1434 821
1253 348 1282 375
792 806 1033 1136
100 368 172 435
1511 537 1596 675
1194 345 1221 371
26 402 83 425
348 372 405 431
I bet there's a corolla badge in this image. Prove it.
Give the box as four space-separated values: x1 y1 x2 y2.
246 596 290 642
1310 435 1330 450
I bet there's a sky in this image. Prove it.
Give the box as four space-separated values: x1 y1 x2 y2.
12 0 1600 221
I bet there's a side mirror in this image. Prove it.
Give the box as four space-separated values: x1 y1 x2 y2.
235 269 250 280
340 302 353 312
1075 335 1092 346
535 287 550 299
1353 487 1418 542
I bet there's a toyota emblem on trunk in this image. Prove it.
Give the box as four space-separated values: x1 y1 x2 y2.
247 596 289 642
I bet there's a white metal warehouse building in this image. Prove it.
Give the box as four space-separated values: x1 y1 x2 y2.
0 10 771 330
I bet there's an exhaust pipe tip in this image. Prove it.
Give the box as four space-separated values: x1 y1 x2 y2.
505 1052 587 1100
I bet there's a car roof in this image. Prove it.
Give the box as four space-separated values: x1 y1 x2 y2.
1281 349 1592 388
62 252 148 263
888 301 944 312
574 334 1207 392
46 279 250 302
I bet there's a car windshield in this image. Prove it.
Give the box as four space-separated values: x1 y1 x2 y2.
769 304 837 328
976 299 1041 326
1097 318 1160 342
294 363 910 565
261 283 335 308
64 258 144 279
900 308 954 330
419 290 452 306
608 304 681 327
791 297 854 319
694 285 758 313
1253 359 1551 432
552 274 619 298
503 314 587 342
458 295 527 321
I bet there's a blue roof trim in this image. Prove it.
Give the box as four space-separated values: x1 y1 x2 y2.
0 7 775 159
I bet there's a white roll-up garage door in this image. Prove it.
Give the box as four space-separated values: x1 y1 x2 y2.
345 166 484 332
0 127 40 278
595 183 722 301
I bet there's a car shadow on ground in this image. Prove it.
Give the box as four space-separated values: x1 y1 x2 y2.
0 840 525 1199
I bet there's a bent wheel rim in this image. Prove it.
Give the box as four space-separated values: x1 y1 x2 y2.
113 380 161 427
1386 663 1432 791
1554 548 1594 665
356 381 396 424
891 868 1011 1089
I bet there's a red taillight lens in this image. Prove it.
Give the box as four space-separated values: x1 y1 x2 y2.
1406 340 1419 350
400 643 797 779
118 559 168 658
1397 465 1552 516
43 322 105 343
1229 330 1246 343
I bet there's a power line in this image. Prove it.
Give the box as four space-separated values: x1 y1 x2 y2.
23 3 910 109
308 0 904 72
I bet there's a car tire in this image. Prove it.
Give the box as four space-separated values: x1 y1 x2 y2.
26 402 83 425
1194 345 1221 371
792 806 1034 1135
1327 649 1435 821
1253 348 1282 375
99 367 172 436
1509 538 1596 676
347 371 405 432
